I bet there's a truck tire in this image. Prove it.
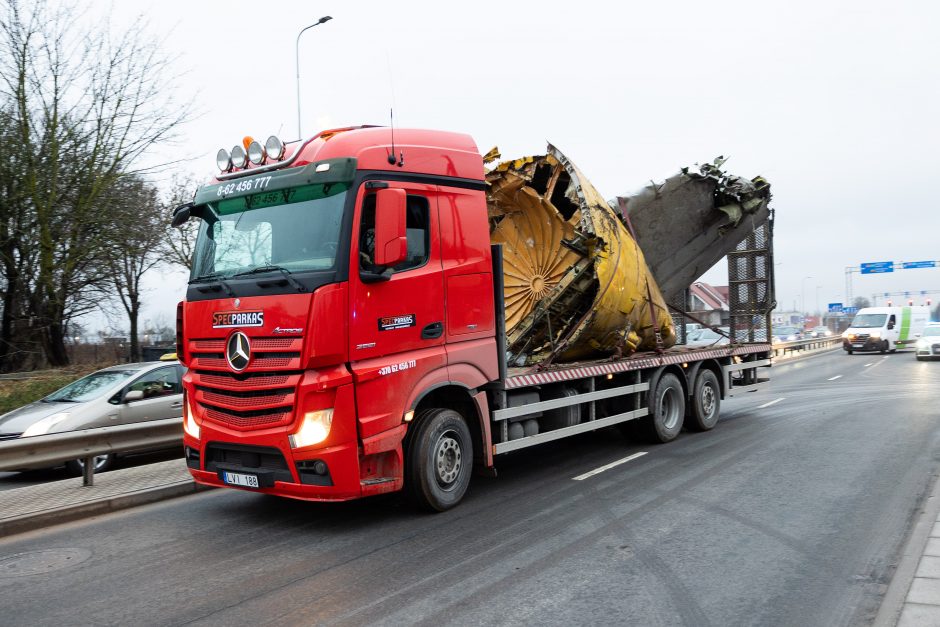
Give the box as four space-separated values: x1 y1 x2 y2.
638 373 685 443
880 340 888 354
405 408 473 512
688 370 720 432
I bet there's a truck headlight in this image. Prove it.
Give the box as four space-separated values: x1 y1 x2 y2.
289 409 334 449
21 413 70 437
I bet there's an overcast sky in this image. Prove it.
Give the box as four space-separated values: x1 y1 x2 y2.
87 0 940 332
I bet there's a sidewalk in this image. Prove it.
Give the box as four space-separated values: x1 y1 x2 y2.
0 459 209 538
875 470 940 626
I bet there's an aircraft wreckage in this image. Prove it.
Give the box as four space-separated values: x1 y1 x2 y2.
486 146 771 367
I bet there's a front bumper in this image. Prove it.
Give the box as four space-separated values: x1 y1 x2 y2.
916 343 940 359
182 381 405 502
843 338 884 352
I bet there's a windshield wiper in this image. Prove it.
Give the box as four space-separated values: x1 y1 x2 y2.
233 265 306 293
189 272 235 297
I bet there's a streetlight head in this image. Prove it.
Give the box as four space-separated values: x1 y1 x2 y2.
319 16 332 23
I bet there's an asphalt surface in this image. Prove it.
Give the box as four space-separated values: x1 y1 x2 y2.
1 348 939 626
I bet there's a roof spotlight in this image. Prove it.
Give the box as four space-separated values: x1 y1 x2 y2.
247 140 266 165
216 148 232 171
265 135 285 160
231 145 247 169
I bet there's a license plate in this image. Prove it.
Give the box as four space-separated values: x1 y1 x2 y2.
222 471 259 488
852 344 863 348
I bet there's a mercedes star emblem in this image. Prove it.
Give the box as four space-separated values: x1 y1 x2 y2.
233 298 241 309
226 332 251 371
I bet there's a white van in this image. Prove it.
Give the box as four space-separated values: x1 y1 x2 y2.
842 306 930 354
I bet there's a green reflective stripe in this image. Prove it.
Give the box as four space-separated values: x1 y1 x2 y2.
899 307 912 343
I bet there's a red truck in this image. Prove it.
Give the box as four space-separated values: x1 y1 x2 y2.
173 126 774 511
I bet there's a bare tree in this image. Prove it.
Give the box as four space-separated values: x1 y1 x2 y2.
105 175 165 362
0 0 191 367
161 174 200 272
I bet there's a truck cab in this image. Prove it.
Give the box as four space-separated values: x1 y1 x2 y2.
176 127 497 507
842 306 930 354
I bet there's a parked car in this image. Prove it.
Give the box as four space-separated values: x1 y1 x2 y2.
686 328 730 347
915 325 940 361
0 361 185 475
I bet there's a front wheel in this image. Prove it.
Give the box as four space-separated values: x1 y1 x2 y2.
405 408 473 512
65 454 115 477
688 370 720 432
880 341 888 354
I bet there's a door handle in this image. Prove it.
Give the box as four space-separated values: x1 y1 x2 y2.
171 402 183 409
421 322 444 340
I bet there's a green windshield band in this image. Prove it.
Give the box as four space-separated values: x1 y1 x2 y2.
214 181 350 215
193 158 356 207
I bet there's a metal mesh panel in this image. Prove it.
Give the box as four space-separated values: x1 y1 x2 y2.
670 289 691 344
726 219 775 343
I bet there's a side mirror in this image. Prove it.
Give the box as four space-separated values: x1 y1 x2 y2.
373 189 407 267
887 322 895 330
171 202 193 227
124 390 144 403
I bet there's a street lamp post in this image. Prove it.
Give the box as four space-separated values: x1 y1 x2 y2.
296 16 333 140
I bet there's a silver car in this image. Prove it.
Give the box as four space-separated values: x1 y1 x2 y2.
0 361 185 475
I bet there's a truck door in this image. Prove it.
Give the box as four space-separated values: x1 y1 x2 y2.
348 182 447 440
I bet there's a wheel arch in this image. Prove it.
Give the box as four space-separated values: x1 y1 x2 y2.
408 382 491 469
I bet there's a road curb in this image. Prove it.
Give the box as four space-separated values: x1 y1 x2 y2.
0 480 214 538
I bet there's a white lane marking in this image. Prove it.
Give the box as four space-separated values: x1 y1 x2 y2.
864 363 873 367
573 452 648 481
758 397 785 409
828 375 842 381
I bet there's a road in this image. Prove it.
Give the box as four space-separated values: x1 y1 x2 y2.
1 349 939 626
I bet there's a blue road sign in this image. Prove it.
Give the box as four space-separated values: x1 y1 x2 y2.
861 261 894 274
844 306 859 314
828 303 843 313
902 260 936 269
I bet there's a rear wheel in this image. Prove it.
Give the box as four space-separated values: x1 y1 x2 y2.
688 370 720 432
65 454 115 477
405 408 473 512
637 373 685 443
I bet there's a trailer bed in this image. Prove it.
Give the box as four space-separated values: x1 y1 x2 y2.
504 343 772 389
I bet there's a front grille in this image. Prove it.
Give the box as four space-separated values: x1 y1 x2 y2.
188 335 303 431
199 387 291 408
204 405 292 428
855 333 870 341
197 371 292 388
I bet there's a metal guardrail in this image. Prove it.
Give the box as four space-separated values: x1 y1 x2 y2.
0 418 183 486
771 336 842 357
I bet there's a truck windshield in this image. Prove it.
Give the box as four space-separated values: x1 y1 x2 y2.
851 313 887 328
190 182 349 280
